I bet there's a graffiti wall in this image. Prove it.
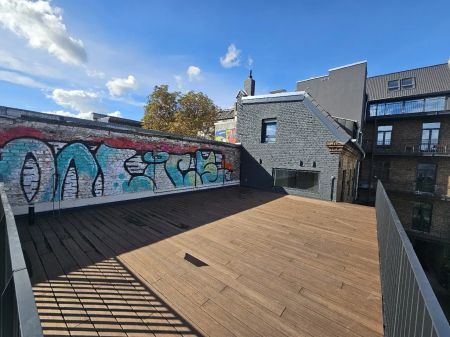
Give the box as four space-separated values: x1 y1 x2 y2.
0 114 239 213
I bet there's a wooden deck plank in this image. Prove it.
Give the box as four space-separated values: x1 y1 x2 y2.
18 187 383 337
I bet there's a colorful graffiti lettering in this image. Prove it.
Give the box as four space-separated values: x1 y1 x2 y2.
0 131 235 205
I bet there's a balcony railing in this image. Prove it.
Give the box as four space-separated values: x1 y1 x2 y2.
382 181 450 200
376 181 450 336
363 139 450 155
0 183 43 337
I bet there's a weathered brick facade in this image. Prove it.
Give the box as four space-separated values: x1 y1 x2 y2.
0 107 240 214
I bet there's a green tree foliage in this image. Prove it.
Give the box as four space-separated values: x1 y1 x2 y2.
142 85 218 138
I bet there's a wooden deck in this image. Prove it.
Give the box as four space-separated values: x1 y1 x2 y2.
17 187 384 337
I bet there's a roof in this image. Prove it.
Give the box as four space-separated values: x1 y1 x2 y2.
217 108 235 120
296 60 367 83
241 91 355 145
18 187 383 337
366 63 450 101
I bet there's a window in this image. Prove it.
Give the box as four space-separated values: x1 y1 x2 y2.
368 96 447 117
421 122 440 151
424 97 446 112
388 80 400 91
273 168 319 193
401 77 415 89
416 163 436 193
412 202 432 232
377 125 393 146
261 119 276 143
373 161 390 182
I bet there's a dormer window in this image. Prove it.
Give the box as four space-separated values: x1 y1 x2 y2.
387 80 400 91
401 77 415 90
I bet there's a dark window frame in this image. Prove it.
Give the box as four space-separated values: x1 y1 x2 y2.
261 118 277 144
272 168 320 193
416 163 437 194
387 79 400 91
376 125 393 147
401 77 416 90
411 202 433 232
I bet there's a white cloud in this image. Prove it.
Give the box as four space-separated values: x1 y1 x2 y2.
106 75 138 97
187 65 201 81
44 110 93 119
174 75 183 90
45 109 121 120
108 111 121 117
49 88 100 113
220 44 241 68
0 0 87 65
0 69 48 89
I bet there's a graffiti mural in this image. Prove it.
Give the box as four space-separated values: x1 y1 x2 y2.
0 128 235 205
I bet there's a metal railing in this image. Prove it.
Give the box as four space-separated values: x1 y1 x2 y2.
376 181 450 337
0 183 43 337
381 181 450 200
363 139 450 155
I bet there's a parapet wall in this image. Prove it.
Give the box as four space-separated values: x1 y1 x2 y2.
0 107 240 214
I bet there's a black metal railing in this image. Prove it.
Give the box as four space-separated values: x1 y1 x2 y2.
0 183 43 337
382 181 450 200
363 139 450 155
376 181 450 336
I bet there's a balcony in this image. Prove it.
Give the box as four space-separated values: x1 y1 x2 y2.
363 139 450 156
380 180 450 200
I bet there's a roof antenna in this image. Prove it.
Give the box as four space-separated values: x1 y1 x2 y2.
249 69 253 78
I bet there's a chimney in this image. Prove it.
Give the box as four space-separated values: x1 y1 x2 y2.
244 70 255 96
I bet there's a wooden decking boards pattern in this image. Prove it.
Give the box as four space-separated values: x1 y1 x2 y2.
17 187 384 337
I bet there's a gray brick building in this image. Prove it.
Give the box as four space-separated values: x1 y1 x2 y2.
236 91 363 202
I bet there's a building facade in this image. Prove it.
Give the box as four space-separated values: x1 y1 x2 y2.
236 91 362 202
359 63 450 245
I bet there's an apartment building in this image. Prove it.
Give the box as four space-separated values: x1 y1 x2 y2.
359 64 450 246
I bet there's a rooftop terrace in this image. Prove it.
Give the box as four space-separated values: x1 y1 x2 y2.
16 187 383 337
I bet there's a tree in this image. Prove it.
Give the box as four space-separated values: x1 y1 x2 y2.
142 86 218 138
142 85 179 133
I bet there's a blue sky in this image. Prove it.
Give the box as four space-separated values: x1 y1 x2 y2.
0 0 449 120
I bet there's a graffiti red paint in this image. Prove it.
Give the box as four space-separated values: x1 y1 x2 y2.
0 127 43 145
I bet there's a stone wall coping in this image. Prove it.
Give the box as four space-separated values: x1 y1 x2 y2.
0 106 240 149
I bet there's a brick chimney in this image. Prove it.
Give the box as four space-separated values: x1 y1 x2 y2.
244 70 255 96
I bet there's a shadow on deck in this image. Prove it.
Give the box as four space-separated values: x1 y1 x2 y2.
16 187 383 337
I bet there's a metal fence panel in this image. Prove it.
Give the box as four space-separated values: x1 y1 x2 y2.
375 181 450 337
0 183 43 337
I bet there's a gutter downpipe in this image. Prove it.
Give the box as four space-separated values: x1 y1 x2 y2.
351 139 365 202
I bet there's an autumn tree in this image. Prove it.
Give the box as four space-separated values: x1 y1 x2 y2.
142 85 179 133
142 86 218 138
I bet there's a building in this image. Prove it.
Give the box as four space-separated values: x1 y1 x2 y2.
236 89 363 202
359 63 450 243
296 61 367 129
214 108 237 143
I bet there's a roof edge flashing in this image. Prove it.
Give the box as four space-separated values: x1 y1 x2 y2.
241 91 305 102
328 60 367 72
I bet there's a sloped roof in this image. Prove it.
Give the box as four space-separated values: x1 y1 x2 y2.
367 63 450 101
217 108 235 120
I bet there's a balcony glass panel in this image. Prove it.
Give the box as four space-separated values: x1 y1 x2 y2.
404 99 424 113
424 97 446 112
385 102 403 115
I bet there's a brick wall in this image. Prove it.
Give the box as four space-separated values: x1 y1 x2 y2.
236 96 358 201
0 108 240 214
